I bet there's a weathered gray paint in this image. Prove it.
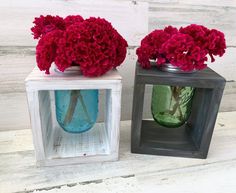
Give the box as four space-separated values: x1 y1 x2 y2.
131 62 226 158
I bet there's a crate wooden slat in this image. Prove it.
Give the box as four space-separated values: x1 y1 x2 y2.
25 67 122 166
131 62 226 158
46 123 109 158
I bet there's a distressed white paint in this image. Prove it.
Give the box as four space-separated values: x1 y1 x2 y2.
148 2 236 46
25 67 122 166
0 0 148 46
1 0 235 46
30 176 139 193
178 0 236 7
0 111 236 193
46 123 109 158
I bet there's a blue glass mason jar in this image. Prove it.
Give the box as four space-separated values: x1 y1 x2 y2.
55 89 99 133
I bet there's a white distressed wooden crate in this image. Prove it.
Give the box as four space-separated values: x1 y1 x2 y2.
25 67 122 166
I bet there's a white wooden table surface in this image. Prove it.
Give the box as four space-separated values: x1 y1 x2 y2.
0 111 236 193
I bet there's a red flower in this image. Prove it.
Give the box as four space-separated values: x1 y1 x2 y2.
136 44 153 69
54 24 81 72
112 31 128 68
31 15 128 76
31 15 65 39
137 24 226 71
136 27 176 68
64 15 84 27
206 29 226 62
77 17 128 76
180 24 210 49
36 30 63 74
164 26 178 35
161 34 208 71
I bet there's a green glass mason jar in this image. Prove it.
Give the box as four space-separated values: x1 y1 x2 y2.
151 85 195 128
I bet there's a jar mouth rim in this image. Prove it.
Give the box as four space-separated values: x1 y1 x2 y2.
149 60 197 74
159 63 197 74
54 65 82 75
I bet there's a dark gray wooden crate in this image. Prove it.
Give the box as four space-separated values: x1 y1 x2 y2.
131 62 226 158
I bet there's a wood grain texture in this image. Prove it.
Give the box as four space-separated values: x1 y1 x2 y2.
0 0 148 46
131 63 226 158
26 66 122 81
0 111 236 193
178 0 236 7
141 120 197 151
25 68 122 166
148 2 236 46
135 63 226 88
46 123 110 159
1 0 235 45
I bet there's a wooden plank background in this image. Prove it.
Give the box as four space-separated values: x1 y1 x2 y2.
0 0 235 131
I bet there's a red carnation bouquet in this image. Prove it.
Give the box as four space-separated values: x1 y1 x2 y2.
31 15 128 76
31 15 128 129
136 25 226 71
